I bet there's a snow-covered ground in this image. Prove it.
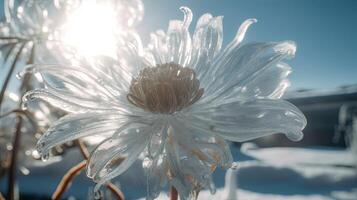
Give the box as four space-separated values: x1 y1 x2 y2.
142 144 357 200
1 144 356 200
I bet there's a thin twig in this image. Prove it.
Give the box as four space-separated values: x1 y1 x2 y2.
170 186 178 200
0 109 25 119
0 109 38 132
106 182 125 200
76 139 89 159
51 160 87 200
0 191 5 200
0 42 26 113
76 139 125 200
7 116 23 200
0 36 27 41
5 42 34 200
2 43 17 66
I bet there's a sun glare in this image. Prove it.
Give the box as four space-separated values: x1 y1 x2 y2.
61 1 119 58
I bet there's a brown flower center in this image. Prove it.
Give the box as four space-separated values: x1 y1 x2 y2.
127 63 204 114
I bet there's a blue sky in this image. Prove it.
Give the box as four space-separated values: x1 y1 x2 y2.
139 0 357 91
1 0 356 91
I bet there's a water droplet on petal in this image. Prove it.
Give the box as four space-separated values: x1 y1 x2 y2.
41 153 49 162
21 102 28 110
94 190 102 200
201 174 209 181
230 162 239 170
143 156 153 170
36 141 45 153
6 143 13 151
16 66 35 79
209 181 216 194
32 150 41 159
20 166 30 175
286 131 303 142
16 71 25 80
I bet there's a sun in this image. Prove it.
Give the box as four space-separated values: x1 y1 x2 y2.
61 1 119 58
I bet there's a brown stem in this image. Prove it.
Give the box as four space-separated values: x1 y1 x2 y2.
51 160 87 200
76 139 89 159
0 109 26 119
0 109 39 136
7 116 23 200
170 186 178 200
4 41 34 200
0 36 27 41
0 42 26 113
0 191 5 200
76 139 125 200
106 182 125 200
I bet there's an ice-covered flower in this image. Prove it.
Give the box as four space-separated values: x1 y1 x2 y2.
0 0 81 84
21 7 306 200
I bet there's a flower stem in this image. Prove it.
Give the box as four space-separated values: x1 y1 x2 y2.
0 191 5 200
106 182 125 200
51 160 87 200
0 42 26 113
0 109 26 119
0 109 37 130
7 116 23 200
170 186 178 200
76 139 89 159
4 41 34 200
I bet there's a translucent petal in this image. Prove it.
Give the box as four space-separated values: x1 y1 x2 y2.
200 41 297 103
190 13 223 75
36 112 129 157
165 138 192 199
167 146 210 200
222 62 292 100
186 99 307 142
145 154 168 200
146 30 168 65
22 89 116 113
86 56 132 92
20 64 124 101
20 64 135 113
233 18 258 46
166 7 192 66
164 122 228 200
170 120 233 169
147 124 168 159
88 121 163 188
199 18 256 87
117 31 151 76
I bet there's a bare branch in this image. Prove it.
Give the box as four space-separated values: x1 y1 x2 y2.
51 160 87 200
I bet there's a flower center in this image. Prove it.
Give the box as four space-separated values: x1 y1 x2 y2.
127 63 204 114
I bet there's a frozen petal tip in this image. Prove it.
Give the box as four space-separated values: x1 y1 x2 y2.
180 6 193 29
196 13 213 29
36 137 47 155
274 41 297 58
286 131 304 142
16 64 36 79
234 18 257 44
35 138 50 161
93 185 103 200
21 90 37 110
